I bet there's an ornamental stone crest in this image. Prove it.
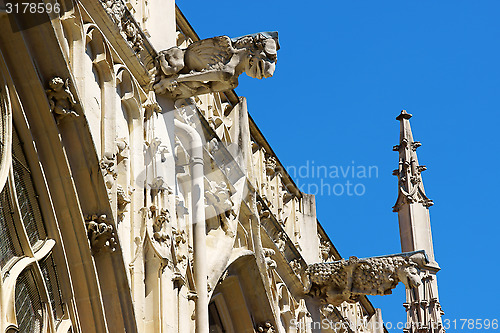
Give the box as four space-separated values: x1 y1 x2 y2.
153 32 279 99
303 251 427 306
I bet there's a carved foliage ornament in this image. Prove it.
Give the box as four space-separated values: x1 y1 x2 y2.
303 251 428 306
153 32 279 99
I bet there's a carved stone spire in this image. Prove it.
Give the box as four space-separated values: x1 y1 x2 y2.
393 110 444 333
393 110 433 214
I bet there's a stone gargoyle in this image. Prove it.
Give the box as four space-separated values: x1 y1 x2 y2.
303 250 428 306
153 31 279 99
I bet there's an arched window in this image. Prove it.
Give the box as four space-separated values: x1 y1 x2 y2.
0 83 72 332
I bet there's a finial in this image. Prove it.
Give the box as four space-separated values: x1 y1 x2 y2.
396 109 412 121
393 109 433 212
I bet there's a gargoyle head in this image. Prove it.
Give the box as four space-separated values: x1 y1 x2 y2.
234 32 279 80
397 250 428 289
397 264 422 289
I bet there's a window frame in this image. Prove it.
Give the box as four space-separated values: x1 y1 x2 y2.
0 81 73 332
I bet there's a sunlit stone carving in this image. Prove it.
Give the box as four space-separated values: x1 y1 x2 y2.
153 32 279 98
304 251 427 306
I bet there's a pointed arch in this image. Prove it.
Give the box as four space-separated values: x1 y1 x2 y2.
81 24 116 157
211 253 278 333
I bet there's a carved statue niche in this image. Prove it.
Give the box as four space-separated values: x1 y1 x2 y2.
153 32 279 99
303 251 428 306
46 77 79 124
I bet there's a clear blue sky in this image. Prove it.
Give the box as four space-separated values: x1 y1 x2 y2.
179 1 500 330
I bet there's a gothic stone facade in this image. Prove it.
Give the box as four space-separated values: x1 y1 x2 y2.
0 1 442 332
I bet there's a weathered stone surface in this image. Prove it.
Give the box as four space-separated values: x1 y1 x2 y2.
153 32 279 98
46 77 79 124
304 251 427 305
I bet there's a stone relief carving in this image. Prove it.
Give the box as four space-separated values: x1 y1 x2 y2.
100 152 117 192
116 137 129 160
144 100 162 120
256 321 276 333
289 259 302 278
117 184 132 221
257 200 272 224
99 0 144 56
122 19 144 53
85 214 117 253
46 77 79 124
274 231 286 254
303 251 427 306
171 226 187 288
265 155 277 177
101 0 125 24
153 32 279 98
263 248 277 270
149 205 170 243
207 137 220 158
205 180 235 236
320 239 333 262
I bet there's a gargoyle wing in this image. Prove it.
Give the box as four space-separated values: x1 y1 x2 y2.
184 36 233 72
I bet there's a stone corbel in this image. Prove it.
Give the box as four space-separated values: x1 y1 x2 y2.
85 214 117 254
46 77 79 124
303 250 428 306
257 201 271 223
144 100 162 121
